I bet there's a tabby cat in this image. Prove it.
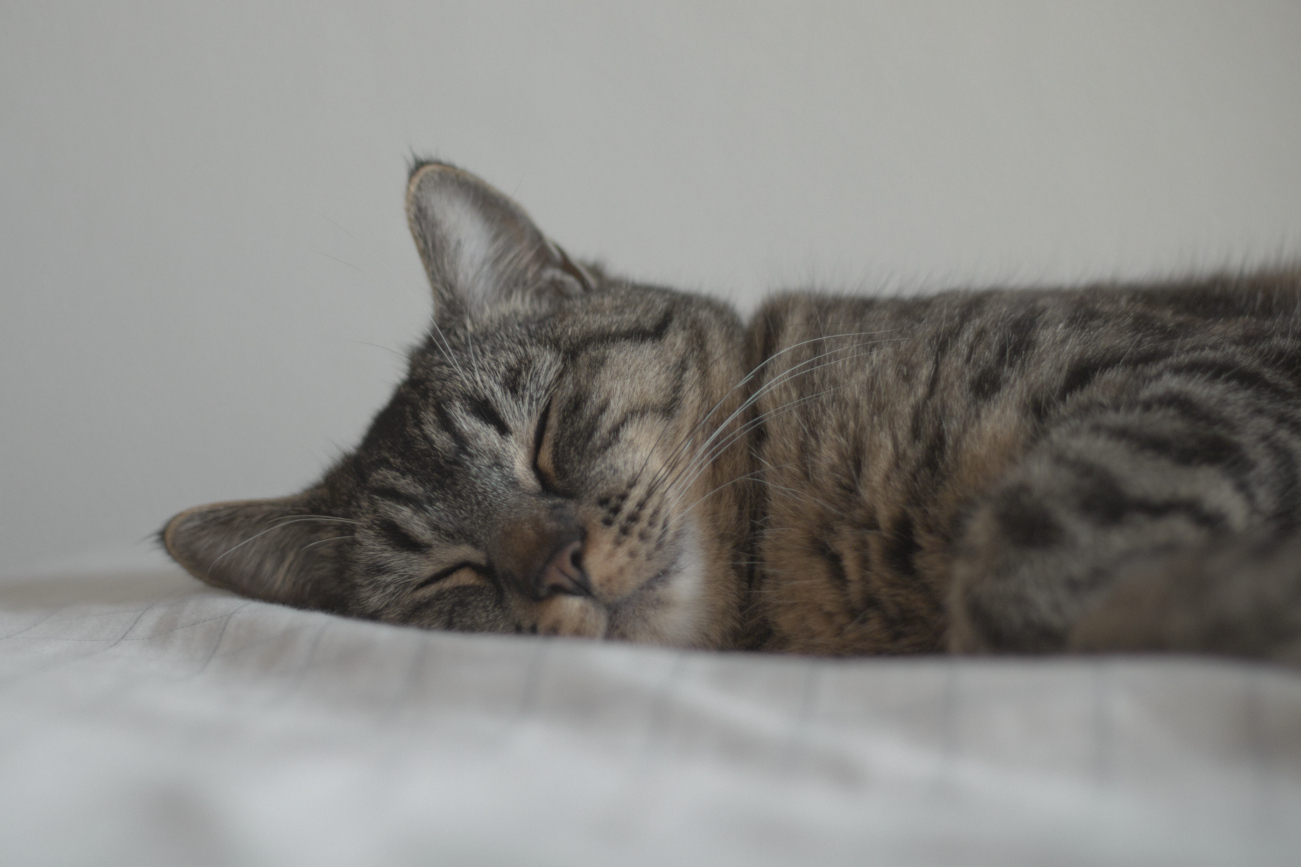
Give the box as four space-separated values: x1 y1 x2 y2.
163 162 1301 664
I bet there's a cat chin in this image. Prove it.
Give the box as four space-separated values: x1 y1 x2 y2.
534 594 608 639
602 526 710 648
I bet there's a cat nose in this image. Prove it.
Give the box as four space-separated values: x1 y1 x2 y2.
537 538 591 598
492 506 591 601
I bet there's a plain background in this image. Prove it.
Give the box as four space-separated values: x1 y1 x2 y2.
2 1 1300 577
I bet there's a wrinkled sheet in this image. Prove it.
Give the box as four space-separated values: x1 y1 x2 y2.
0 568 1298 867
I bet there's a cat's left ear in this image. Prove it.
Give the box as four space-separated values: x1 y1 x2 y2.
161 493 350 613
405 161 594 319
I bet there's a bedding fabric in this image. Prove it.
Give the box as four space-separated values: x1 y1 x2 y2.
1 568 1298 867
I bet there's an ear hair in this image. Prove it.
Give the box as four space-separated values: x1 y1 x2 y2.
404 160 593 318
161 495 353 612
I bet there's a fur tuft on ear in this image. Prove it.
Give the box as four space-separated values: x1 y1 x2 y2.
405 160 593 319
161 495 353 612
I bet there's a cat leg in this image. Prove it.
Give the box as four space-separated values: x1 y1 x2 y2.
946 401 1301 662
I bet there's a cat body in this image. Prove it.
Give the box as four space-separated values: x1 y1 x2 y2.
163 162 1301 664
751 282 1301 659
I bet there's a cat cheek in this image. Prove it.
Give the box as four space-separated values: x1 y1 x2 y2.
535 597 608 639
581 527 655 601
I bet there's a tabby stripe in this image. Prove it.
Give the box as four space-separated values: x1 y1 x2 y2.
593 362 688 456
1058 457 1227 529
969 307 1043 402
909 349 948 441
562 309 674 360
1131 392 1234 431
433 401 470 453
376 518 431 553
503 362 528 397
567 395 611 456
1086 420 1259 513
465 395 511 437
817 537 849 587
1086 420 1249 470
594 404 673 457
1055 349 1168 405
370 485 431 511
1164 358 1297 403
882 512 919 578
1143 374 1301 452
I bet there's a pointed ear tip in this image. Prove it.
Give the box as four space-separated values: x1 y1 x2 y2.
405 160 469 204
407 157 456 178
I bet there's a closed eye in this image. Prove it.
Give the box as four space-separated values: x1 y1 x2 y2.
533 397 559 492
414 561 487 591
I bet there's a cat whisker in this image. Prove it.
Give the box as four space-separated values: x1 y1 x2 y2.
648 337 892 488
427 316 469 384
350 340 407 360
209 516 363 567
661 471 770 533
753 458 842 514
662 468 824 532
660 380 866 513
650 342 900 501
297 534 356 553
631 332 900 502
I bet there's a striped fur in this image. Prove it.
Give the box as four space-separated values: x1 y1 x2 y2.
164 163 1301 664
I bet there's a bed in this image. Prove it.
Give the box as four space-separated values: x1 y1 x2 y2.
1 566 1298 866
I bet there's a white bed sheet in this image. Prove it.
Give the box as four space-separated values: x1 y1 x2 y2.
1 568 1298 867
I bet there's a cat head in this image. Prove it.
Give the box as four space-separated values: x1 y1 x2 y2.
162 162 754 647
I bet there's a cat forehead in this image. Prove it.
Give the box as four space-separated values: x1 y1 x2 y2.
410 291 691 376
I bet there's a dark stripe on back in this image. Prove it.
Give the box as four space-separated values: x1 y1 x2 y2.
1131 392 1233 431
1165 357 1296 403
1056 349 1167 405
1059 457 1226 529
1087 420 1249 470
969 307 1042 401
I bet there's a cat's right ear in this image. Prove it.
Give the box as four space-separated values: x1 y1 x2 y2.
161 495 351 613
404 160 594 319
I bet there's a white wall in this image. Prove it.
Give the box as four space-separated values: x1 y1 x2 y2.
3 1 1300 576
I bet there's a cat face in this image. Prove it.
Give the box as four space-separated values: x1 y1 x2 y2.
163 163 753 648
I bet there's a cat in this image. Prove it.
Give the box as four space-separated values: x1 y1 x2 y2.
162 161 1301 665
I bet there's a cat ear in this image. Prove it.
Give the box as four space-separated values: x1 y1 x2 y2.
405 161 594 319
161 495 351 612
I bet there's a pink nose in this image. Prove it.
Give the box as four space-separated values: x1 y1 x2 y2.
538 539 591 598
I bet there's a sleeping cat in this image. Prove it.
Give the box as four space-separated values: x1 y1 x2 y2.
163 161 1301 664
